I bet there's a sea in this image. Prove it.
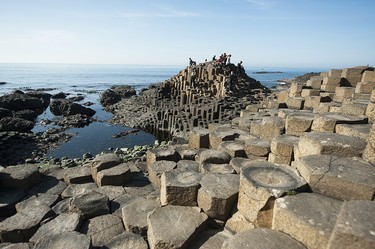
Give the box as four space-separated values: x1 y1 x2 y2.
0 63 326 158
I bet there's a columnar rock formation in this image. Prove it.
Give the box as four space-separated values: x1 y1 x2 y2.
104 61 269 139
1 65 374 248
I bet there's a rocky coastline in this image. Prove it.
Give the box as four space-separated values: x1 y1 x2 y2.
0 62 374 248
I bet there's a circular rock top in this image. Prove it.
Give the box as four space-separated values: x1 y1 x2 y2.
241 161 306 197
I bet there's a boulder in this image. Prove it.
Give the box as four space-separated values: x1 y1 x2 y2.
175 145 197 160
197 173 240 221
13 109 38 121
30 213 82 243
100 85 136 106
0 93 43 111
27 177 67 196
103 231 148 249
0 117 35 132
293 155 375 200
80 214 124 247
272 193 342 249
176 160 199 172
50 99 95 116
328 200 375 249
160 169 202 206
51 198 71 214
222 228 306 249
122 198 159 236
147 206 209 249
32 231 91 249
0 164 40 189
0 204 54 242
69 191 109 219
244 138 270 158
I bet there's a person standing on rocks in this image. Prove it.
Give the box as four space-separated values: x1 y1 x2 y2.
227 54 231 65
227 71 235 93
237 61 244 75
190 70 197 88
189 58 196 67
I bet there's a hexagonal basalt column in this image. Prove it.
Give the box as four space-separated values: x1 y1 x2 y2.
147 160 177 188
160 169 202 206
238 161 307 227
197 173 240 221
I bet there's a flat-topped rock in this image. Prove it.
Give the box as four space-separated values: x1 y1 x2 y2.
196 149 231 165
147 160 177 188
189 229 232 249
81 214 124 247
160 169 201 206
197 173 240 221
238 161 307 226
273 193 342 249
222 228 306 249
63 166 93 184
61 182 97 198
229 157 254 174
311 115 337 132
244 138 270 158
0 204 54 242
27 176 67 196
189 127 210 149
122 198 159 236
95 163 131 187
225 210 255 234
260 116 285 140
0 164 40 189
91 153 122 180
293 155 375 200
328 200 375 249
200 163 235 174
51 198 71 214
175 145 197 160
285 113 314 136
103 231 148 249
0 188 25 217
32 231 91 249
147 206 209 249
30 213 82 243
15 193 59 212
363 123 375 163
297 132 367 157
146 147 179 167
270 134 299 157
319 113 368 124
335 123 370 140
95 185 126 201
69 191 109 219
209 127 237 149
218 141 245 158
110 194 138 218
176 160 199 172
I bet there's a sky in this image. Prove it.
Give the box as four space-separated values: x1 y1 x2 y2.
0 0 374 68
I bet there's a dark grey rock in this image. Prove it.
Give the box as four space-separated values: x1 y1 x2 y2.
70 191 110 219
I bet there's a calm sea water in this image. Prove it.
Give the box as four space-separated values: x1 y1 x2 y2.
0 63 325 158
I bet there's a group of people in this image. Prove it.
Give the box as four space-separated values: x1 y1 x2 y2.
188 54 246 93
212 53 231 67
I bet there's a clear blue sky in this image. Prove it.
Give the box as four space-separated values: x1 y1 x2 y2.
0 0 374 68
